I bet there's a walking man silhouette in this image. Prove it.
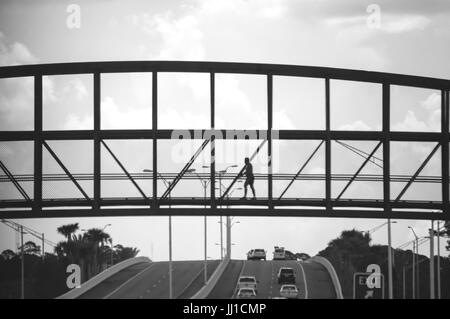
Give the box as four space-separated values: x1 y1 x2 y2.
241 157 256 200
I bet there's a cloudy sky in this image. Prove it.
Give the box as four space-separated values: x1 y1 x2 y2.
0 0 449 261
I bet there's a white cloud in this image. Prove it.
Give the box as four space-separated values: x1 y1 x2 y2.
63 113 93 130
100 96 153 129
393 110 429 131
138 12 205 60
0 33 40 130
0 31 38 66
273 110 296 130
339 120 372 131
382 15 430 34
71 77 88 100
43 77 57 103
421 92 441 110
199 0 288 19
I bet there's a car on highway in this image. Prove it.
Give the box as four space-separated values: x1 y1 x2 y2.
237 288 257 299
277 267 296 284
247 249 267 260
237 276 258 292
279 284 299 299
273 246 286 260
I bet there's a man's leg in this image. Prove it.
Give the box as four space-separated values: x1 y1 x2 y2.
250 181 256 199
241 180 249 199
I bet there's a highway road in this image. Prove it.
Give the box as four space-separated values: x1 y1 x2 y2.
78 260 219 299
208 259 336 299
78 258 336 299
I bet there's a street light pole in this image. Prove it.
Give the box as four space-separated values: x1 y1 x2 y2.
143 169 173 298
412 240 416 299
169 214 173 299
408 226 419 299
219 173 223 261
217 165 237 260
437 221 441 299
168 181 173 299
367 220 396 299
42 233 45 261
110 238 114 267
197 169 209 285
429 221 435 299
402 267 406 299
387 219 393 299
20 225 24 299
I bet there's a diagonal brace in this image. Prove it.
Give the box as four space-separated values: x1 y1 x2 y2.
336 141 382 200
395 143 440 202
220 139 267 200
0 160 31 201
160 139 210 200
278 140 324 200
101 140 148 200
43 141 91 201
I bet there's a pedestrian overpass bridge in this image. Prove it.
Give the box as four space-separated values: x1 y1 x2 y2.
0 61 449 221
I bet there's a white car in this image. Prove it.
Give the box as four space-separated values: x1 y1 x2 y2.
280 284 299 299
247 249 267 260
237 288 257 299
273 246 286 260
237 276 258 292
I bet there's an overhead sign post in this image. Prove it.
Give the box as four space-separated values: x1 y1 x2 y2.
353 272 385 299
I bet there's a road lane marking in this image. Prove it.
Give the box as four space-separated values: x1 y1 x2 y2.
103 263 155 299
297 262 309 299
232 260 247 299
175 261 208 299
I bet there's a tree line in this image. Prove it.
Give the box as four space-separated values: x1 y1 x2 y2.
0 223 140 299
319 229 450 299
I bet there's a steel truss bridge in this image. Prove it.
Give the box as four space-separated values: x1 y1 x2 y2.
0 61 449 220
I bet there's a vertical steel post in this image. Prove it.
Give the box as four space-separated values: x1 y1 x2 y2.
325 78 331 212
94 72 101 211
34 75 42 214
442 90 449 215
267 74 273 209
152 72 158 209
210 72 216 209
383 83 390 215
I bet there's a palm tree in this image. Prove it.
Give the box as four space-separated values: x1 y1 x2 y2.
54 235 93 282
114 245 139 262
57 223 79 241
84 228 110 275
